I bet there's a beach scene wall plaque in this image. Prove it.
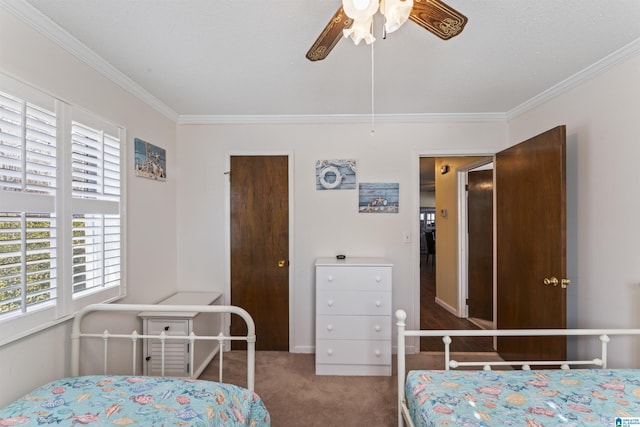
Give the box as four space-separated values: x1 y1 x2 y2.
315 159 356 190
134 138 166 181
359 182 399 213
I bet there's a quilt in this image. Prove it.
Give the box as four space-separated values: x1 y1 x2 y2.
0 375 270 426
406 368 640 427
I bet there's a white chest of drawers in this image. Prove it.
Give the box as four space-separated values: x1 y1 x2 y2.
315 257 393 376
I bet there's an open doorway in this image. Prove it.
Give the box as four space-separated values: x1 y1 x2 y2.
417 127 568 358
419 157 493 352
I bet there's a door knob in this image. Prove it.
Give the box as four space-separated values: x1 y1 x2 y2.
543 277 558 286
278 260 286 268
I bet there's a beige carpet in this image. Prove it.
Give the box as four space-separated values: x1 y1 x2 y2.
200 351 503 427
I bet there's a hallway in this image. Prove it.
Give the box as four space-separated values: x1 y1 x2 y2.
420 257 494 352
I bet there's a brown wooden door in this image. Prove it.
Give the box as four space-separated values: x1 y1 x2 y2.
230 155 289 351
495 126 567 361
467 169 493 322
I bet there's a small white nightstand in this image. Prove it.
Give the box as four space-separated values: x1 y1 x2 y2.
138 292 222 377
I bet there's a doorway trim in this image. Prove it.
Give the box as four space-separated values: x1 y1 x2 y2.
224 150 295 352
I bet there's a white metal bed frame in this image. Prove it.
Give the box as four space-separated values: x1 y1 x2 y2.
396 309 640 427
71 303 257 391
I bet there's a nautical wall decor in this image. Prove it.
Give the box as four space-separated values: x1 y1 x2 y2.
359 183 399 213
134 138 166 181
315 159 356 190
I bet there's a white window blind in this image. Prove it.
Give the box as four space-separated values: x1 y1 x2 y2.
0 77 125 344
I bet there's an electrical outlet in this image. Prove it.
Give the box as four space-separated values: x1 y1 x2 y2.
402 231 411 243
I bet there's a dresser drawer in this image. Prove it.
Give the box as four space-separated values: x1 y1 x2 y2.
316 266 391 292
316 339 391 365
316 290 391 315
316 315 391 340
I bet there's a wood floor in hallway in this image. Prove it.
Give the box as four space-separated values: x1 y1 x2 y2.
420 256 494 352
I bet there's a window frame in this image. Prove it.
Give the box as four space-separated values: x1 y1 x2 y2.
0 75 127 346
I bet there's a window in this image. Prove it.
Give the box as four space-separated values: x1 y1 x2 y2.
0 77 125 344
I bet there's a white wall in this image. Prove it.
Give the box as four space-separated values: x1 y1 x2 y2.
508 54 640 367
176 121 506 353
0 8 179 405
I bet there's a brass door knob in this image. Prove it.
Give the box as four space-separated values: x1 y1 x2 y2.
278 260 286 268
543 277 558 286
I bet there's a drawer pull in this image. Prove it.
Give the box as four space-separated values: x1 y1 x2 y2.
375 275 382 282
327 349 333 356
375 300 381 307
327 300 334 307
327 324 333 331
375 350 381 357
375 325 381 332
327 275 334 282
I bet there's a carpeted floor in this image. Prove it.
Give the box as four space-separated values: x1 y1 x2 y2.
200 351 503 427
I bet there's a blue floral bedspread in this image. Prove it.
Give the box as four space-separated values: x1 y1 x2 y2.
406 369 640 426
0 375 270 426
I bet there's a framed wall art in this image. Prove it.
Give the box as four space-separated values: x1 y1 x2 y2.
315 159 356 190
134 138 166 181
359 182 399 213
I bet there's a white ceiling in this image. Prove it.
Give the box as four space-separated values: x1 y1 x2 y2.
15 0 640 119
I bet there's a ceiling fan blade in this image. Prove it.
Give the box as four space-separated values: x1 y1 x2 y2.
409 0 467 40
306 6 353 61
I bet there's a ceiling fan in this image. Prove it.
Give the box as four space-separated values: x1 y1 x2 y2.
306 0 468 61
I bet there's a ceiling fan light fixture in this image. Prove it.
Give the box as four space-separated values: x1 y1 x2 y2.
342 0 378 44
342 0 379 19
353 0 373 11
380 0 413 33
343 17 376 45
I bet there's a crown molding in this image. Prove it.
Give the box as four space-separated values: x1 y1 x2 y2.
2 0 179 122
507 37 640 120
177 112 507 125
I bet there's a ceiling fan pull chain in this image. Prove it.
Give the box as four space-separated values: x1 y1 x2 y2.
381 0 387 39
371 20 376 136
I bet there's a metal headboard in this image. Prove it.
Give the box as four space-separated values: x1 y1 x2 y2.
71 303 256 390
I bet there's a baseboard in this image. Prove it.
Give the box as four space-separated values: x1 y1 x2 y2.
434 297 458 316
293 345 315 354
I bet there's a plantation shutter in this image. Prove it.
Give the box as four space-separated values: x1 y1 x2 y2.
70 121 121 297
0 90 57 316
0 74 126 344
